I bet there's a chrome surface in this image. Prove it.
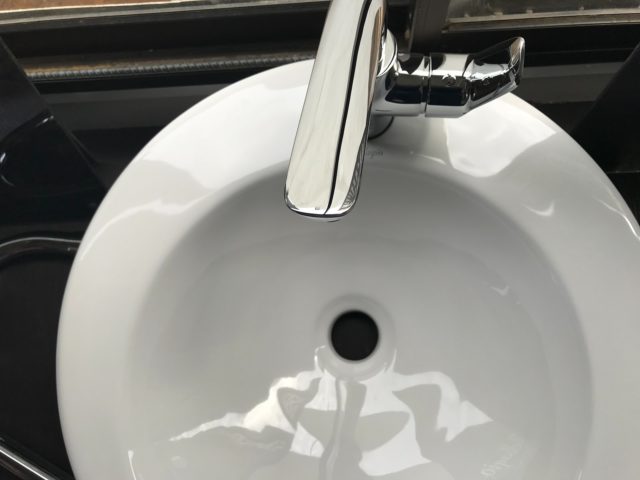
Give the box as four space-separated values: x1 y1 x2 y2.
372 36 524 119
285 0 388 218
371 47 431 117
285 0 524 219
427 37 525 117
0 440 63 480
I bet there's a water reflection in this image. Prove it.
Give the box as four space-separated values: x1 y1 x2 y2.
142 348 535 479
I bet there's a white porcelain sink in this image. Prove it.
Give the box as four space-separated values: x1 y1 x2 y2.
58 60 640 480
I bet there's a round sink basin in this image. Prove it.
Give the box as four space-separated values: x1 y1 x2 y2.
58 61 640 480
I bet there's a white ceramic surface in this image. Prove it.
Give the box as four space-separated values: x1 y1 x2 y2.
58 60 640 480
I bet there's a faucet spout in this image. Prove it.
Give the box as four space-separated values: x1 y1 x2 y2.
285 0 389 219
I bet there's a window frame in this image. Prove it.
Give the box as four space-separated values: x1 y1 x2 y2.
0 0 638 92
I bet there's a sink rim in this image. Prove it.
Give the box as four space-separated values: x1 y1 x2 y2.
57 60 640 480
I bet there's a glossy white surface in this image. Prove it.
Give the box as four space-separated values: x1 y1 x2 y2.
58 60 640 480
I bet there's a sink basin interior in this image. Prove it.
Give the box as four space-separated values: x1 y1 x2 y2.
123 162 591 480
57 61 640 480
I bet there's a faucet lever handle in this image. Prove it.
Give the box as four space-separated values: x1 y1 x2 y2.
464 37 525 111
425 37 525 117
285 0 388 218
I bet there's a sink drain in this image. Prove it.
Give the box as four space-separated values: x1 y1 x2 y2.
330 310 379 361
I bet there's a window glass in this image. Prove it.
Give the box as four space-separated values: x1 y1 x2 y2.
448 0 640 19
0 0 179 12
0 0 638 22
0 0 270 14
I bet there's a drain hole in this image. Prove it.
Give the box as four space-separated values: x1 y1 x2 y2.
330 311 379 361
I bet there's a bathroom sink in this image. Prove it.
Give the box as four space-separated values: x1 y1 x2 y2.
58 60 640 480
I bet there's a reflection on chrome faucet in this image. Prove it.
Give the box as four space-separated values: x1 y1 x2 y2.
140 350 537 479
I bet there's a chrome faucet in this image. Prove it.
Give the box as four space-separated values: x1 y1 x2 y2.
285 0 524 219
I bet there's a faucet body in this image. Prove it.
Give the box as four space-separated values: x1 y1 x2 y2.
285 0 524 219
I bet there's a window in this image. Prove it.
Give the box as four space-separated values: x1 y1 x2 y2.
1 0 638 26
447 0 640 27
449 0 640 18
0 0 179 12
0 0 302 14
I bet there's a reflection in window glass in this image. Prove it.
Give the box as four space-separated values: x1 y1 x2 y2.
449 0 640 18
0 0 272 14
0 0 179 12
1 0 638 20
